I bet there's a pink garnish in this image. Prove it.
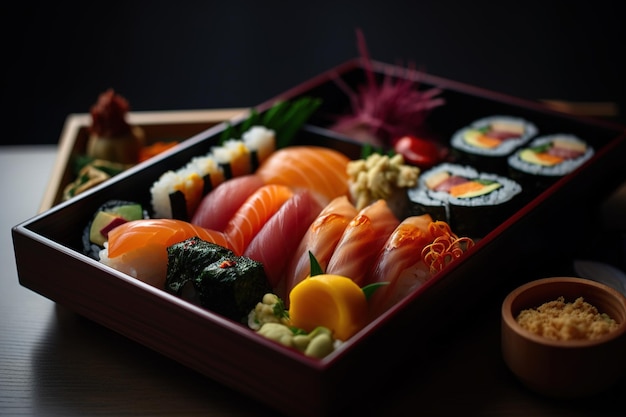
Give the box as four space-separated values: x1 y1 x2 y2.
330 29 445 147
99 217 128 238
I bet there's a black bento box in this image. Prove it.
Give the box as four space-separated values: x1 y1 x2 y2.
12 58 626 417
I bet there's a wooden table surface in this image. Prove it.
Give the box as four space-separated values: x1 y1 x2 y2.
1 145 625 417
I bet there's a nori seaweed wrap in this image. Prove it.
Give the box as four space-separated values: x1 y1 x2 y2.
450 115 538 174
407 163 523 238
165 237 272 323
507 134 594 194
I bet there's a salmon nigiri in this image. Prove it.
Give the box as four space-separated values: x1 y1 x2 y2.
244 189 324 296
283 196 358 297
255 146 350 206
366 215 435 316
224 184 294 255
100 218 232 288
325 199 400 287
190 174 264 231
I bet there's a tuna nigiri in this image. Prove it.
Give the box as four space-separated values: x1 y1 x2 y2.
190 174 265 231
255 146 350 206
224 184 294 255
244 189 324 295
284 195 358 297
99 218 232 288
325 199 400 286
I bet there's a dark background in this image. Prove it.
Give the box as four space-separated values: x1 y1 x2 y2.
3 0 624 146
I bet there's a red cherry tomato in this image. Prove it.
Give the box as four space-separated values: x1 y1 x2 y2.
393 135 441 168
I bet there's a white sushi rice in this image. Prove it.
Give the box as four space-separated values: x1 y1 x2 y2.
507 134 594 176
99 242 168 288
242 125 276 162
150 156 224 219
213 137 259 178
149 125 276 219
185 153 224 189
150 170 180 218
187 153 221 176
451 115 538 156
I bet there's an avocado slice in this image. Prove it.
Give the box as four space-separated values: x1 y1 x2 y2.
109 203 143 220
456 182 502 198
463 129 500 149
88 203 144 246
519 149 561 166
89 211 125 246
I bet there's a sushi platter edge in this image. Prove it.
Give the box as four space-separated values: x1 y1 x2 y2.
39 108 247 213
13 58 626 417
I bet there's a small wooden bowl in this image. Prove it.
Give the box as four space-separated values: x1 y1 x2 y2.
501 277 626 398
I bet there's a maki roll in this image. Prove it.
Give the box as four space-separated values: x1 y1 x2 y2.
82 199 148 259
150 125 276 220
450 115 538 173
407 163 522 238
507 134 594 193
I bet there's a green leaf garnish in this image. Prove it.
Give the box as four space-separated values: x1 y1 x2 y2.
220 96 322 147
361 282 389 300
360 143 390 159
308 250 388 301
308 251 324 276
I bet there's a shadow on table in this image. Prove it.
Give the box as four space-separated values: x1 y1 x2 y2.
30 296 626 417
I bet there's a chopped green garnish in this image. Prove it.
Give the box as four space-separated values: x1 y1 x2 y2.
474 179 498 186
290 327 308 336
273 297 289 319
529 143 552 153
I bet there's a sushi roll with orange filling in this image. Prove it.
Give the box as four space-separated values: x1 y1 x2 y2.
150 126 276 221
507 133 594 193
407 163 522 238
450 115 538 173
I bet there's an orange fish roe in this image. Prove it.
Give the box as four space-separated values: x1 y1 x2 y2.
516 296 619 341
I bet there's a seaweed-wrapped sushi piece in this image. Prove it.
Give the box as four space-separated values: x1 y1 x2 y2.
507 134 594 193
407 163 522 238
450 115 538 173
165 237 272 323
